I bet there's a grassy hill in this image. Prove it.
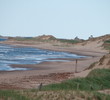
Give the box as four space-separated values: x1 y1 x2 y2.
0 68 110 100
7 35 82 44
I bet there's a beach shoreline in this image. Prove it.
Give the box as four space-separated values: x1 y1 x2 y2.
0 40 107 89
0 40 107 56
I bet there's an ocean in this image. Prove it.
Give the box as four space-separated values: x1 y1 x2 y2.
0 44 85 71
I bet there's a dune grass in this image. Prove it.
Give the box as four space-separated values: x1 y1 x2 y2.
42 69 110 91
0 89 110 100
0 90 29 100
0 69 110 100
104 40 110 50
104 40 110 43
21 90 110 100
87 68 110 77
58 39 79 44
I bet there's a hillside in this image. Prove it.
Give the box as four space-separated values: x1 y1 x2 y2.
35 35 56 40
87 34 110 42
7 35 83 44
90 54 110 69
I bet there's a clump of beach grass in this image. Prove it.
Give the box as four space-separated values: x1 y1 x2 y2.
41 69 110 91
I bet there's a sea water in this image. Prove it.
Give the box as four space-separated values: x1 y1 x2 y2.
0 44 85 71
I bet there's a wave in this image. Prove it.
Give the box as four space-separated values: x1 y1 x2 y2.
0 44 86 71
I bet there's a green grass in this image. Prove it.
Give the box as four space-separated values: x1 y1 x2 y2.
87 68 110 77
0 69 110 100
0 90 29 100
21 90 110 100
104 40 110 43
58 39 79 44
104 46 110 50
91 92 110 100
12 37 37 41
1 89 110 100
104 40 110 50
42 69 110 91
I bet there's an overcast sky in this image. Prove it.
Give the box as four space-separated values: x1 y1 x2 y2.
0 0 110 39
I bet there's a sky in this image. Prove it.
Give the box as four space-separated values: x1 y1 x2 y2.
0 0 110 39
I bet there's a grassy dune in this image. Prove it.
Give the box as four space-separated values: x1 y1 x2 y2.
0 90 29 100
0 69 110 100
0 89 110 100
42 69 110 91
21 90 110 100
104 39 110 50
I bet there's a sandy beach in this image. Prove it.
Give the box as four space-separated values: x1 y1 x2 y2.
0 39 108 89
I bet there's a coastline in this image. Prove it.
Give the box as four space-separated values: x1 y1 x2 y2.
0 40 107 56
0 40 107 89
